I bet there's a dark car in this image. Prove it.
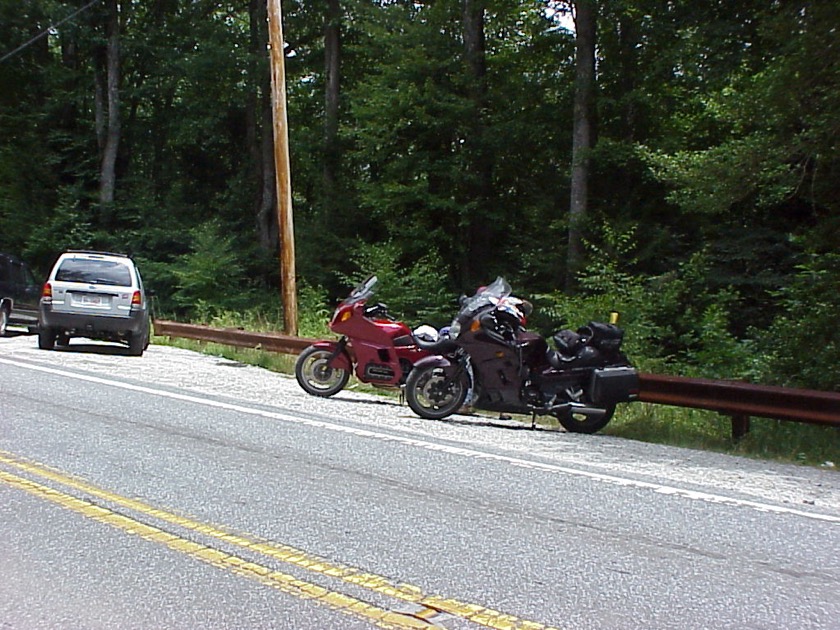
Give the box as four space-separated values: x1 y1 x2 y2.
0 253 41 336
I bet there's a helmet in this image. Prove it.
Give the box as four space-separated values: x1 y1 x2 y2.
498 297 532 325
413 324 439 343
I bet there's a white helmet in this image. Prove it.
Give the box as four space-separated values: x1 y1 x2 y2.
413 324 439 342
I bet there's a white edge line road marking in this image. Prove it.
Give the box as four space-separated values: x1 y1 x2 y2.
2 357 838 525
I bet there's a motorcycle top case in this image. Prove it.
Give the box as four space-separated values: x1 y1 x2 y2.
590 366 639 405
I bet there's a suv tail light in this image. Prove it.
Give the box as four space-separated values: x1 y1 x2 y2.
42 282 52 302
131 290 142 306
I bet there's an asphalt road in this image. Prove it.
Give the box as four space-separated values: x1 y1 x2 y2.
1 333 838 629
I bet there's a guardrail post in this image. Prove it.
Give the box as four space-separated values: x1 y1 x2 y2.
731 414 750 441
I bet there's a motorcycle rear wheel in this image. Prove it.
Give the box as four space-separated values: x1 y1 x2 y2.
295 346 350 397
405 365 469 420
555 404 615 434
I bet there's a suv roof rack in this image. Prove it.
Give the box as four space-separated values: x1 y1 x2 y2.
65 250 129 258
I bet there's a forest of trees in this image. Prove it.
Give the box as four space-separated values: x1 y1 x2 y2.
0 0 838 391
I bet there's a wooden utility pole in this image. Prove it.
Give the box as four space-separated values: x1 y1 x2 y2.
267 0 298 335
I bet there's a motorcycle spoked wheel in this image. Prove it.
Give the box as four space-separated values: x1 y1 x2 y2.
405 365 469 420
555 404 616 434
295 346 350 397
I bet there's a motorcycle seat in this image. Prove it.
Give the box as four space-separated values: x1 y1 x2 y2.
414 335 459 354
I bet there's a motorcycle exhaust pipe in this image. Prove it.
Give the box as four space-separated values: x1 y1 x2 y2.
553 402 608 418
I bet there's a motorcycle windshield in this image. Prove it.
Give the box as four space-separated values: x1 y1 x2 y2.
341 275 378 306
449 276 511 338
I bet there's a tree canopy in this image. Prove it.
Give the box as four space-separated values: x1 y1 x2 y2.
1 0 837 389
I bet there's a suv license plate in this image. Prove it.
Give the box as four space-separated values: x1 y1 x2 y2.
79 294 104 306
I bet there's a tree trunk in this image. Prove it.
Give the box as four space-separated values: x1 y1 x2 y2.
567 0 596 290
248 0 277 252
258 98 278 252
462 0 487 83
99 0 120 207
323 0 341 222
462 0 491 286
94 65 106 151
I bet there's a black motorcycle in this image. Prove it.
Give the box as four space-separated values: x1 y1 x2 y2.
404 277 639 434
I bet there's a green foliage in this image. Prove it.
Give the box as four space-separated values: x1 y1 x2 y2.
752 252 840 392
293 282 334 339
22 185 97 267
528 227 757 380
528 224 653 365
338 241 454 327
170 220 251 320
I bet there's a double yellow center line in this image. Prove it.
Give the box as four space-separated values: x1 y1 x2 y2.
1 450 558 630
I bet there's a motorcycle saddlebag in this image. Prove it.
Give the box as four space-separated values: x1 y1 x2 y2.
590 366 639 406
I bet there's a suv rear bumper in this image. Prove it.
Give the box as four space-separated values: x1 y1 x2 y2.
39 305 148 336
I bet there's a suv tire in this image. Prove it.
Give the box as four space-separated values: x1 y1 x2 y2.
0 305 9 337
128 329 146 356
38 327 56 350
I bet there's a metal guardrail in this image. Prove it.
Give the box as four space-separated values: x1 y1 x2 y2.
154 320 313 355
153 320 840 438
638 373 840 438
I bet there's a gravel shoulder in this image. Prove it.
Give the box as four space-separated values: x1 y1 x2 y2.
2 332 838 516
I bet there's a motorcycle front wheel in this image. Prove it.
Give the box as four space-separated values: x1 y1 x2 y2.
295 346 350 397
405 365 469 420
555 404 615 434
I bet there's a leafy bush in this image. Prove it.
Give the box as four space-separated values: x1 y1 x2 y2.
752 252 840 391
529 227 756 378
170 220 252 320
23 185 96 269
338 241 454 327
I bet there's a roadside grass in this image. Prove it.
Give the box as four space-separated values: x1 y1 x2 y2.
155 334 839 470
608 403 840 468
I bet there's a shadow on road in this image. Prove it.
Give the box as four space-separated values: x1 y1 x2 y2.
51 342 136 357
3 329 135 356
2 327 35 338
333 393 560 432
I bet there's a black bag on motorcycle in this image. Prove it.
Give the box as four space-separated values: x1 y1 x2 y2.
580 321 624 352
553 329 583 355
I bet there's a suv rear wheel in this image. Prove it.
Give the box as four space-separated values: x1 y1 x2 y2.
0 305 9 336
128 330 146 356
38 326 56 350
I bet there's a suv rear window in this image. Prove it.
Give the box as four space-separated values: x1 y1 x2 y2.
55 259 133 287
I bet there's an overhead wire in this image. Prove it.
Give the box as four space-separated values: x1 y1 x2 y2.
0 0 102 64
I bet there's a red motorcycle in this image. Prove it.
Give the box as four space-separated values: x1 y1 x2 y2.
295 275 430 397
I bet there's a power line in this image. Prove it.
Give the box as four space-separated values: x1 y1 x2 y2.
0 0 102 64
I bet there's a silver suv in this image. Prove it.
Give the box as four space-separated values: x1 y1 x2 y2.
38 251 151 356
